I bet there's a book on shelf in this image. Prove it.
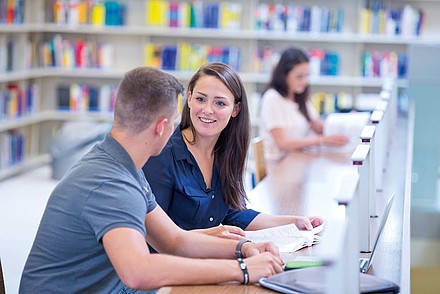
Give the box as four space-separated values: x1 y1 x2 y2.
144 42 240 72
245 223 325 253
255 3 344 33
57 83 116 113
0 130 24 168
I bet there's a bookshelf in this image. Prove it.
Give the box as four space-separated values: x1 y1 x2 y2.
1 0 440 181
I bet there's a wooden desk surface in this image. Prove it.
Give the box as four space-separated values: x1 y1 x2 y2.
158 131 409 293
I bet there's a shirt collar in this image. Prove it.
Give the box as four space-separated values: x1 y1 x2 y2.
99 133 146 186
170 127 194 163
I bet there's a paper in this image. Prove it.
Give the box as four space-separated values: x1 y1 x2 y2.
321 112 370 154
245 224 324 253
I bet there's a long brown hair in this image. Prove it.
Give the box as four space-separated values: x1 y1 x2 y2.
180 63 250 210
264 47 312 121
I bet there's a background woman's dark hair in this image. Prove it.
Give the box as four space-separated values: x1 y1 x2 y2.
264 47 312 121
180 62 250 210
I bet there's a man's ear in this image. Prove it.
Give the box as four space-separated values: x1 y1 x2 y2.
155 117 168 137
232 102 241 118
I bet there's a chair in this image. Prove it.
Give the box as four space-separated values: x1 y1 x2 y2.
0 258 5 294
251 137 267 185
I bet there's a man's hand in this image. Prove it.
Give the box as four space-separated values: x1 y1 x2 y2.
241 241 280 258
243 252 284 284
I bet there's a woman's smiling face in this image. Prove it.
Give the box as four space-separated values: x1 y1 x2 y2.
187 75 240 139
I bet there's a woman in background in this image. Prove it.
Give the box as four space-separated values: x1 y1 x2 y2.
259 47 348 163
142 62 323 240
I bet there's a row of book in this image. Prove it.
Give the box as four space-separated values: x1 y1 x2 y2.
52 0 127 26
0 0 24 24
57 83 118 113
253 47 340 76
0 36 13 72
0 83 39 122
311 91 354 115
255 4 344 33
40 34 113 69
362 51 407 78
0 130 24 168
0 35 38 72
145 0 241 29
145 43 240 72
359 4 424 36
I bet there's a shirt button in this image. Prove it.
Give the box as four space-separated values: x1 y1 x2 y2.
209 217 214 222
211 195 215 199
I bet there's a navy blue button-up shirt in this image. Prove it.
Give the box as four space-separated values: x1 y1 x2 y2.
143 128 259 230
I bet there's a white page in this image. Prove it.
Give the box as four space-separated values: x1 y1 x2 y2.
245 224 324 252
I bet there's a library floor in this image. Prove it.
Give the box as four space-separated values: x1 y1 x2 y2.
0 115 438 293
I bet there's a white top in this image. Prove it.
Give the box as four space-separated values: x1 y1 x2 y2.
259 88 319 161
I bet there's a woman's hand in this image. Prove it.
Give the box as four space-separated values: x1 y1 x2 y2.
192 225 246 240
321 134 349 147
293 216 324 231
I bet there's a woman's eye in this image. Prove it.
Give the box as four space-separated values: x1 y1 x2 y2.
216 101 226 106
195 97 205 102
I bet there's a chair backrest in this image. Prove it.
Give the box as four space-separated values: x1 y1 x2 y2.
0 258 5 294
251 137 267 185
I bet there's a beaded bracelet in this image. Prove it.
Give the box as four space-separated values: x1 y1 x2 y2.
235 239 252 259
237 257 250 285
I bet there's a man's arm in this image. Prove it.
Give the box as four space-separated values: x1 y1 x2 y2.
145 205 278 259
103 206 284 290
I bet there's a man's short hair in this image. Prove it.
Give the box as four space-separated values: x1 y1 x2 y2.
114 67 184 134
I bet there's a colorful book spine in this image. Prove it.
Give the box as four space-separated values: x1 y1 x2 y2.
91 1 105 26
144 42 240 72
168 2 179 27
359 3 424 36
0 130 25 168
312 91 353 115
361 50 406 78
0 82 38 121
57 83 116 112
146 0 168 27
220 2 241 30
255 4 343 33
39 36 113 69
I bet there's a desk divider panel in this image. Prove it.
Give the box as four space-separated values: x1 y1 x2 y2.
381 78 398 133
351 144 372 253
360 125 378 218
318 173 360 293
370 109 385 192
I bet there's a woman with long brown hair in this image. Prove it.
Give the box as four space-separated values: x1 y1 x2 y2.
142 62 322 239
260 47 348 163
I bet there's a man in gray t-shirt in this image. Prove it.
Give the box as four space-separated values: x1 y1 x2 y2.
19 66 284 293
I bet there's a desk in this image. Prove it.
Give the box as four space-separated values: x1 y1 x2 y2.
158 118 410 293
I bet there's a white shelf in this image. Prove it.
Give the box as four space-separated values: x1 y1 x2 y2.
0 68 409 88
41 110 114 122
0 111 113 132
3 23 433 45
0 114 46 132
0 70 38 83
0 153 51 181
0 24 33 33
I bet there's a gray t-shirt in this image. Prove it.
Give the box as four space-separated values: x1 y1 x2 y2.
19 134 157 294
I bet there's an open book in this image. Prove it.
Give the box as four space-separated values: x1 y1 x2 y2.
320 112 370 154
245 223 324 253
